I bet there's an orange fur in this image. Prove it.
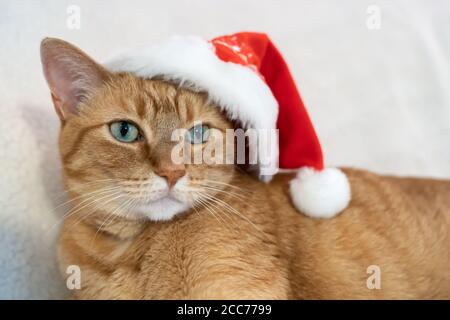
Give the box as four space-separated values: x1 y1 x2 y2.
42 39 450 299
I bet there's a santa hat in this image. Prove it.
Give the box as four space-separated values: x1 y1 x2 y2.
104 32 351 218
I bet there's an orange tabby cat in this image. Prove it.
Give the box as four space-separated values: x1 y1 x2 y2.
41 38 450 299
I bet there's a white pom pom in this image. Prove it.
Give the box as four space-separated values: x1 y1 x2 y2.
289 167 351 219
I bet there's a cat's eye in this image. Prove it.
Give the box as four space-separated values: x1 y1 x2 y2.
186 124 210 144
110 121 140 143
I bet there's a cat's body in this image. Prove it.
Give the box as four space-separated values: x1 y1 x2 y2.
59 168 450 299
40 38 450 300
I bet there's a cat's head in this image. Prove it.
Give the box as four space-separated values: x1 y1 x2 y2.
40 38 241 221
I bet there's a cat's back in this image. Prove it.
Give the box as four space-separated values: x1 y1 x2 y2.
268 168 450 298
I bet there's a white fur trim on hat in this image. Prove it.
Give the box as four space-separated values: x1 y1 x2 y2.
289 167 351 218
103 36 279 178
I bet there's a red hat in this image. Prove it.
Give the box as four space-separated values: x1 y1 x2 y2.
105 32 351 218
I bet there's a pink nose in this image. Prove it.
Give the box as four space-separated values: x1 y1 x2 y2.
154 166 186 188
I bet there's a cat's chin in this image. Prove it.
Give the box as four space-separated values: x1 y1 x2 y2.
133 196 191 221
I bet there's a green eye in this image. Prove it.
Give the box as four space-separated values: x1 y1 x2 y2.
186 124 210 144
110 121 140 143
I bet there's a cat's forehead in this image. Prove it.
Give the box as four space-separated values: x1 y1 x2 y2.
106 74 206 121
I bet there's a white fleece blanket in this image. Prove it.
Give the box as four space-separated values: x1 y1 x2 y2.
1 0 449 299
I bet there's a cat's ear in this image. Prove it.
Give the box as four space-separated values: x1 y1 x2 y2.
40 38 110 120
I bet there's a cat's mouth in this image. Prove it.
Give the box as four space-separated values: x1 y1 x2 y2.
133 195 190 221
113 175 199 221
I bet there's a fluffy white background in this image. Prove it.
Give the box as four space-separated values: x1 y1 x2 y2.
0 0 449 299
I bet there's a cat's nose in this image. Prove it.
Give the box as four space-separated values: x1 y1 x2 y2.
154 164 186 188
